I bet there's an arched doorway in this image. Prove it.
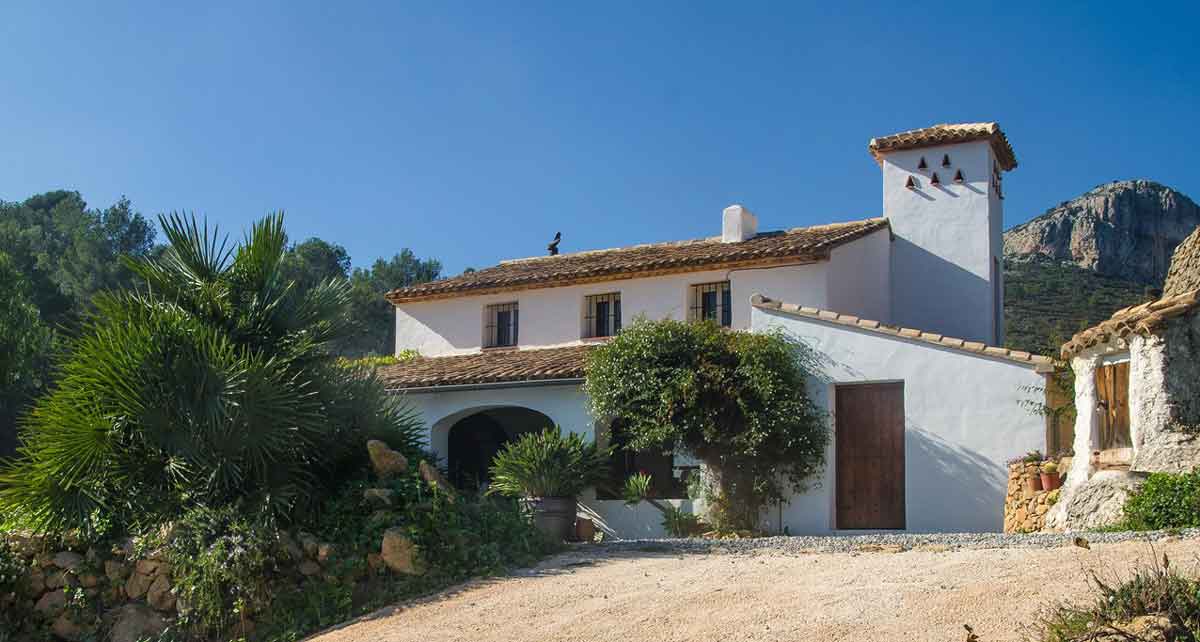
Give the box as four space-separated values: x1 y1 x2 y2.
446 407 554 491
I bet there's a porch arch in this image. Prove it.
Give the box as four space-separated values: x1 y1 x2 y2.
432 405 555 490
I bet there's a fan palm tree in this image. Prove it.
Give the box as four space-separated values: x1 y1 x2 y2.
0 212 422 534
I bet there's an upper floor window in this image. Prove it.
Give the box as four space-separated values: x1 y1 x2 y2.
689 281 731 327
584 293 622 338
484 302 519 348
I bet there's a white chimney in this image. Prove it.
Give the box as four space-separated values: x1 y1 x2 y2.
722 204 758 243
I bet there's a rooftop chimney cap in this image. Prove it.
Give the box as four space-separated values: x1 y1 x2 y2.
722 204 758 243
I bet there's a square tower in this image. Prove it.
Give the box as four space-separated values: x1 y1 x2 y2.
870 123 1017 345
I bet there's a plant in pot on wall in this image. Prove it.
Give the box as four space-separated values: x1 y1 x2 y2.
1040 461 1061 492
488 426 610 541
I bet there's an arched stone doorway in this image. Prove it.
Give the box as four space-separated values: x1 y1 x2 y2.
446 407 554 490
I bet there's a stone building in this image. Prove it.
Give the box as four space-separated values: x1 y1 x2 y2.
1047 226 1200 530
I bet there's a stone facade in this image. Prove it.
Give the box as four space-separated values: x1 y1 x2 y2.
1003 462 1060 533
0 528 348 642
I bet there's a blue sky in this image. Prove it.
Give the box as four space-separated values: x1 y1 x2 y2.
2 2 1198 275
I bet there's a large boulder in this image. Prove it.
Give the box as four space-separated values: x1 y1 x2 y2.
35 589 67 617
109 603 167 642
125 568 155 600
380 528 421 575
146 574 176 612
367 440 409 479
1046 470 1144 531
51 551 84 571
419 461 456 501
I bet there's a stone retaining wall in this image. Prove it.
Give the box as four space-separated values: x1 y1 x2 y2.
0 528 348 642
1003 462 1060 533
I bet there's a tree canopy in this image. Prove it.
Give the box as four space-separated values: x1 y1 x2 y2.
585 318 829 531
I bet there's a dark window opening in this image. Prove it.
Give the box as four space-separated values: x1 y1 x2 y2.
690 281 732 327
485 302 519 347
597 419 691 500
584 293 622 338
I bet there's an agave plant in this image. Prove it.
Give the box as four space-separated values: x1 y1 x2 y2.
0 212 423 534
488 427 610 499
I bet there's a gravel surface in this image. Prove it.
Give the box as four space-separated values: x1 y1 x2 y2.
309 533 1200 642
597 527 1200 555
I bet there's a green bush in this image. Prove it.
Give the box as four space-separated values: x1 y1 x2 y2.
0 213 423 535
1033 555 1200 641
585 318 828 532
1121 470 1200 531
488 427 610 498
661 506 704 538
157 468 552 642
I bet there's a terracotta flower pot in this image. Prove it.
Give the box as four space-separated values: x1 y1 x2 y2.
574 517 597 543
1025 474 1043 494
1040 472 1061 492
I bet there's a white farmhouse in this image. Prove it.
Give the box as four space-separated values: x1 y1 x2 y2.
379 123 1054 537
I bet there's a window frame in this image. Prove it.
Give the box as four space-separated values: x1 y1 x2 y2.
483 302 519 348
583 292 622 339
688 280 732 327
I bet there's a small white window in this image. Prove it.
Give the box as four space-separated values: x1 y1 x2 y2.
584 293 622 338
689 281 731 327
484 302 519 348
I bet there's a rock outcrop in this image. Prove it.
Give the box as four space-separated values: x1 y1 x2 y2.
1004 180 1200 285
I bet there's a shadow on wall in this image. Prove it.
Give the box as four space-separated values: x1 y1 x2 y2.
906 426 1006 532
891 237 994 342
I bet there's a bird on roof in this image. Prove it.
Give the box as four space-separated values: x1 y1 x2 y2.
547 232 561 256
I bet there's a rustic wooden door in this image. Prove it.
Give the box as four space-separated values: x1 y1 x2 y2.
836 382 905 529
1095 362 1131 450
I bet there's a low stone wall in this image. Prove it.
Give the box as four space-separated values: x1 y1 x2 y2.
0 528 354 642
0 441 429 642
1003 462 1060 533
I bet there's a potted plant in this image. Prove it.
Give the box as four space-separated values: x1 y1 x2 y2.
488 426 610 541
1040 461 1061 492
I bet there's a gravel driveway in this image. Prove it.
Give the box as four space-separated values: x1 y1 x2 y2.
309 532 1200 642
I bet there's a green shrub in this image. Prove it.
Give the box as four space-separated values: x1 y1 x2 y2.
585 319 828 532
661 507 704 538
1121 470 1200 531
0 213 423 535
1033 555 1200 641
488 427 610 498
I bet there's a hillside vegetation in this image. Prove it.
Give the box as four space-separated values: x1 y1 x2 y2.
1003 257 1149 356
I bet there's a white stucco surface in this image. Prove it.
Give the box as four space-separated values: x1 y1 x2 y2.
395 228 895 358
882 140 1003 345
752 304 1045 533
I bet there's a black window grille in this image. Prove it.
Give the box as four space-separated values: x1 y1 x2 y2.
584 293 622 338
485 302 519 347
596 419 691 500
689 281 732 327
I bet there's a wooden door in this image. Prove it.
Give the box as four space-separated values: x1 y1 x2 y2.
1095 362 1131 450
836 382 905 529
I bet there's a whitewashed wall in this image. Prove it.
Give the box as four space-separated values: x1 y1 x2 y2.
883 139 1003 345
394 229 892 357
752 304 1045 533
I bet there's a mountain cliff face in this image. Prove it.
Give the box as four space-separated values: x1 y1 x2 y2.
1003 180 1200 286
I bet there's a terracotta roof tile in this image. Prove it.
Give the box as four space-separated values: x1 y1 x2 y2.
377 345 593 390
1060 289 1200 359
386 218 890 303
869 122 1017 171
1164 226 1200 298
750 294 1054 368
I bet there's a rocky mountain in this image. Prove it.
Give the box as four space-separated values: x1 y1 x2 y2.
1003 180 1200 285
1002 180 1200 355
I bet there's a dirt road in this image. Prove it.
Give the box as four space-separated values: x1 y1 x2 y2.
309 537 1200 642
